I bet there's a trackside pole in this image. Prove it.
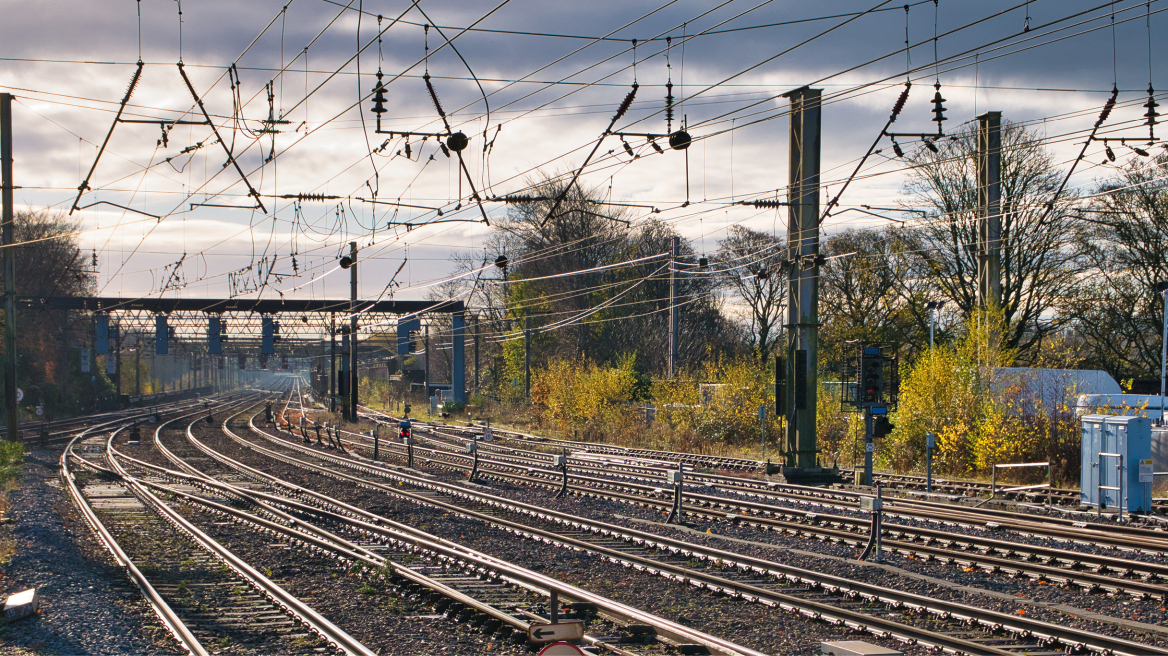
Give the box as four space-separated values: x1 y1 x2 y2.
666 461 684 524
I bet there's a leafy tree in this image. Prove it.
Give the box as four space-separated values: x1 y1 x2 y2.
0 210 103 420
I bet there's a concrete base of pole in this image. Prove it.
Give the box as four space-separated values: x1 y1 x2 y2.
774 466 843 486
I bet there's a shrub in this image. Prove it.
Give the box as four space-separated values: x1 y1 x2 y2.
0 442 23 486
886 308 1080 480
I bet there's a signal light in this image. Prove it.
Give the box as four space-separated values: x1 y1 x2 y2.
860 348 885 404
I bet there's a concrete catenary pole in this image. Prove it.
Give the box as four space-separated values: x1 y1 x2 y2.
781 87 823 480
1 94 17 441
668 236 679 378
977 112 1002 310
349 241 358 421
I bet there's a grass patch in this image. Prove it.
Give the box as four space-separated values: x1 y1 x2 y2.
0 442 25 566
356 584 380 595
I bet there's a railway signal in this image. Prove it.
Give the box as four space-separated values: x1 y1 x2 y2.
843 343 898 487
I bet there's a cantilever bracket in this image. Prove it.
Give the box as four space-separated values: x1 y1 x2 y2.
177 63 268 214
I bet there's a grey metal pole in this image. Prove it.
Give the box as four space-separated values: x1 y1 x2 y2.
1 94 16 443
349 241 358 422
759 404 767 463
329 314 336 412
1160 289 1166 425
929 308 935 350
925 432 934 493
863 409 874 486
524 315 531 401
782 87 823 476
977 111 1003 310
668 235 679 378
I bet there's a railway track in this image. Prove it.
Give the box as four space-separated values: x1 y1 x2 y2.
63 396 376 656
340 410 1168 603
357 406 1168 513
115 397 765 656
231 384 1168 655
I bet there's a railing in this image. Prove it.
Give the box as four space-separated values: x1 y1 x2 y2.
990 461 1053 508
1098 452 1124 520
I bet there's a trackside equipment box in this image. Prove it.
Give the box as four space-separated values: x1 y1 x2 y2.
1080 415 1152 513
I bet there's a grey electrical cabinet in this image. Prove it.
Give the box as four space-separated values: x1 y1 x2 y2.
1080 415 1152 513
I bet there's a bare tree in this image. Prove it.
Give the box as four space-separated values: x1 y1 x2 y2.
818 227 933 370
716 225 786 363
1065 153 1168 380
1 210 101 417
903 120 1080 356
472 173 736 385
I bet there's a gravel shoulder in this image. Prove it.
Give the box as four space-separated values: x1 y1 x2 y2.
0 447 180 656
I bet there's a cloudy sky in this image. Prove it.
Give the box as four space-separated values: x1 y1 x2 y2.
1 0 1164 304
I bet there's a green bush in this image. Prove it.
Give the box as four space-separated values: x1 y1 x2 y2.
0 442 24 486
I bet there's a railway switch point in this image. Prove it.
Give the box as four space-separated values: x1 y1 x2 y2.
821 641 902 656
537 642 587 656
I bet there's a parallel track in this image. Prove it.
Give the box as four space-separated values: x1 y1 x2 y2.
248 385 1168 655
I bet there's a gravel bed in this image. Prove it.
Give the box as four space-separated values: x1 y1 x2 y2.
168 498 533 656
426 440 1168 567
305 436 1168 652
412 430 1168 548
0 447 182 655
400 438 1168 593
448 471 1168 650
203 425 932 655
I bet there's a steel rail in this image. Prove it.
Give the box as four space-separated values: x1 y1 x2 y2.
363 407 1168 511
102 409 377 656
144 398 649 655
335 421 1168 579
107 437 548 648
158 397 769 656
253 392 1168 653
62 429 210 656
243 411 1168 656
